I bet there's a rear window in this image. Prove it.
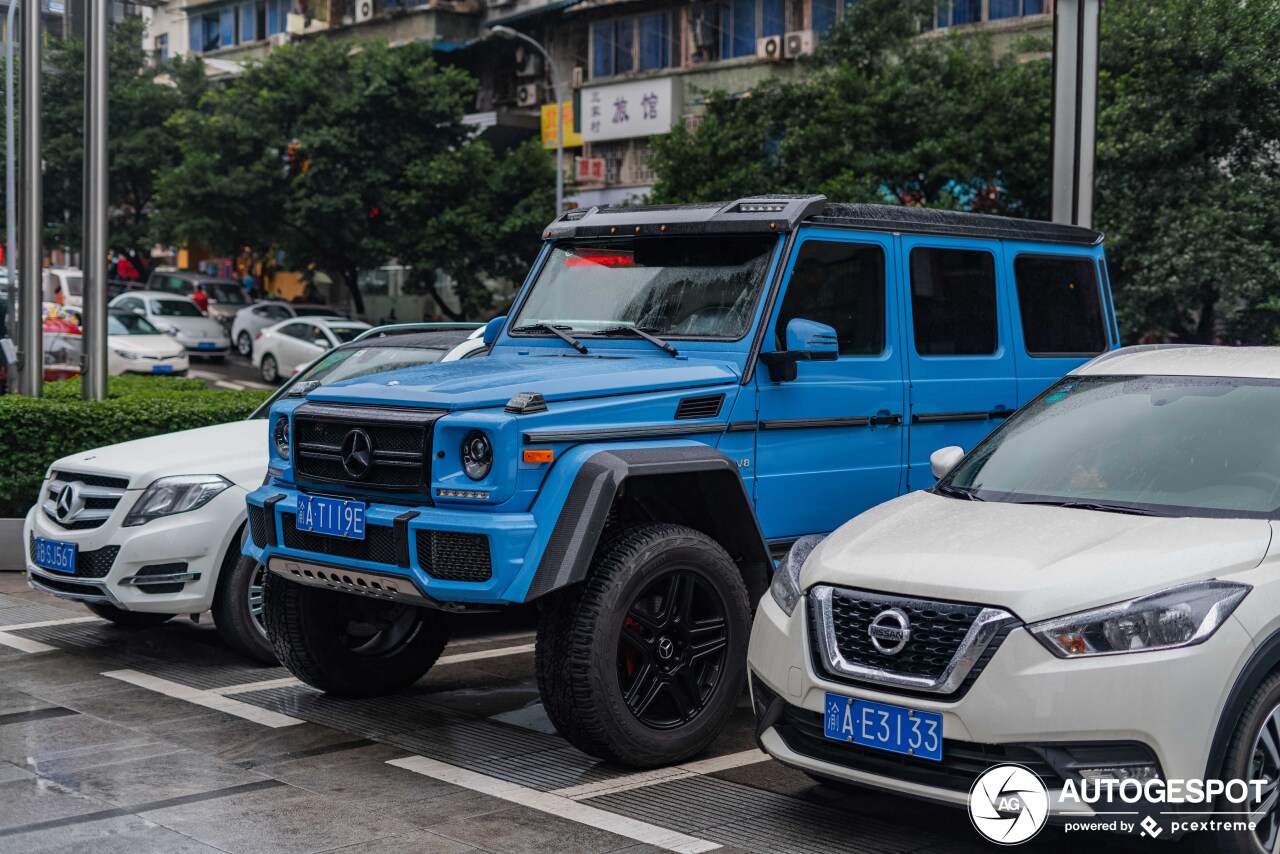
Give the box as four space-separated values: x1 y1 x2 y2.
1014 254 1107 356
909 248 998 356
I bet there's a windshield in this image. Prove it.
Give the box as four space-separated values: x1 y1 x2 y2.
107 314 161 335
62 274 83 296
150 298 203 318
206 282 247 304
329 326 366 343
511 234 778 340
250 345 449 418
943 375 1280 518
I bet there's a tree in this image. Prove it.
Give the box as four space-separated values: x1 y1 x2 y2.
153 38 553 317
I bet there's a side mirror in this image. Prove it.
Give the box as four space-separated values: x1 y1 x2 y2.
758 318 838 382
930 446 965 480
483 315 506 347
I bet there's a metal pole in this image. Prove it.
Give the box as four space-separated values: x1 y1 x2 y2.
18 0 40 396
1050 0 1100 228
82 0 107 400
5 1 18 362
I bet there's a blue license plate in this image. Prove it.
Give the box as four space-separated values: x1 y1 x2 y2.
33 537 77 574
824 693 943 762
152 364 174 374
197 341 217 351
295 495 366 540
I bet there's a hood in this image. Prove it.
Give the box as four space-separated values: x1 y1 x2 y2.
155 316 227 339
804 491 1274 623
110 334 187 358
52 419 267 489
304 352 742 410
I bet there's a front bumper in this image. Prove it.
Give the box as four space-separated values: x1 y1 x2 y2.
244 486 539 605
23 488 246 613
748 589 1249 818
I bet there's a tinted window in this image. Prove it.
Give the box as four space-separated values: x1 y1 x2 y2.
329 326 366 344
1014 255 1107 356
775 241 885 356
108 314 160 335
279 323 310 340
910 248 998 356
205 282 248 304
150 299 202 317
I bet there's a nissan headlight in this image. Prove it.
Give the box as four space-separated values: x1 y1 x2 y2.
273 414 290 459
770 534 825 616
124 475 232 527
461 430 492 480
1028 580 1250 658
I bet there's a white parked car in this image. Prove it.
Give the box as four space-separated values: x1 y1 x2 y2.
24 325 485 662
231 301 345 358
251 316 371 383
43 267 83 308
109 291 231 359
749 345 1280 851
106 308 190 376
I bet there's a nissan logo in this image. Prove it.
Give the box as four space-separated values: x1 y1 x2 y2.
868 608 912 656
340 428 374 479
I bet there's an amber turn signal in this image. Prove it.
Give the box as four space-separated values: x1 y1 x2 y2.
523 449 554 464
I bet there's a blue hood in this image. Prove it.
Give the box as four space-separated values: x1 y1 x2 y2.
304 352 742 410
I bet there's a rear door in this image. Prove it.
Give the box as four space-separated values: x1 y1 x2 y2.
753 228 907 540
1002 244 1113 403
901 236 1017 491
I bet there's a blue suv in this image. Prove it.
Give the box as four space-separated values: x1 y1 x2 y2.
245 195 1119 767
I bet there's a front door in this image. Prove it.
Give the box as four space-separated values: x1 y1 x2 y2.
901 236 1018 491
753 229 907 541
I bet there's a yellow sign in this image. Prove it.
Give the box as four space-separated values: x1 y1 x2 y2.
541 102 583 149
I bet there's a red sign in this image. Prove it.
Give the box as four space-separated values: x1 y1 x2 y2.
575 157 606 184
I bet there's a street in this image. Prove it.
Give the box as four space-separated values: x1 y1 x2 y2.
184 351 275 393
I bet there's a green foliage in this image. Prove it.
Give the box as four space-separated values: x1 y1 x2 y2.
153 38 553 318
0 377 268 517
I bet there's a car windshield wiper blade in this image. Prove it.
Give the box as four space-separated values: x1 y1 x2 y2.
594 325 679 357
1008 498 1167 516
511 322 588 354
934 484 984 501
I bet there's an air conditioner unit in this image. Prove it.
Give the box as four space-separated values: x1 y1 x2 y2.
784 30 816 58
354 0 375 23
571 65 585 89
515 82 545 108
756 35 783 61
514 45 544 78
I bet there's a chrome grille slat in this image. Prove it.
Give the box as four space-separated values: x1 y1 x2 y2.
42 471 128 530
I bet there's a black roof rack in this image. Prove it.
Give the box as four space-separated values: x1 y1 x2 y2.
545 195 1102 246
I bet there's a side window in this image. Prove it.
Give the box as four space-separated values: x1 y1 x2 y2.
117 297 139 312
279 323 306 340
1014 254 1107 356
775 240 886 356
909 248 998 356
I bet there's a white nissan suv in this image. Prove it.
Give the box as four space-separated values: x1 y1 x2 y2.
749 345 1280 851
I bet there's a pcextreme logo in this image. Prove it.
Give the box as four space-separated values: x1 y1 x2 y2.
968 764 1050 845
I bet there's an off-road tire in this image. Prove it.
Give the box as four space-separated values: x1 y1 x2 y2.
260 353 279 384
84 602 174 629
535 522 750 768
262 571 450 697
212 551 277 665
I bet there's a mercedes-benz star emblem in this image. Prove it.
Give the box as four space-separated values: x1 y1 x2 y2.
340 428 374 479
868 608 912 656
54 483 82 522
657 637 675 660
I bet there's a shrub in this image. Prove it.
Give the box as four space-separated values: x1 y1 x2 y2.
0 377 270 518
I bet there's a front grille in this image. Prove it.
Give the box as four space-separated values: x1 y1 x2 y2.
774 705 1065 793
828 589 982 678
248 503 270 548
29 534 119 579
280 513 398 565
50 470 129 489
416 531 491 582
42 471 128 531
292 403 442 494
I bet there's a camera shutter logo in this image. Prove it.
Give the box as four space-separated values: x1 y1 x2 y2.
969 764 1050 845
868 608 911 656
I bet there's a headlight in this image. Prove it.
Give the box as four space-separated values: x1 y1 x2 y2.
273 415 290 460
1028 580 1250 658
461 430 492 480
770 534 825 616
112 349 140 360
124 475 232 527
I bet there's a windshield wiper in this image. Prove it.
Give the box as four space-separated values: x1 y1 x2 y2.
1007 499 1167 516
511 323 588 354
934 484 984 501
595 325 679 357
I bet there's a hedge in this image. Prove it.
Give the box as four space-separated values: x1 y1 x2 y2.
0 376 271 518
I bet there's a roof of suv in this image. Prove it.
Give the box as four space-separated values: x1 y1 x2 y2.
1076 345 1280 379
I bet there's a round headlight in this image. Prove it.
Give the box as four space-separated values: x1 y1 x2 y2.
273 415 290 460
461 431 492 481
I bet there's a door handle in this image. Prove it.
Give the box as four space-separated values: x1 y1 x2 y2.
870 414 902 426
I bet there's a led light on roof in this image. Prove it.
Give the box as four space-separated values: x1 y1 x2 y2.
738 202 787 213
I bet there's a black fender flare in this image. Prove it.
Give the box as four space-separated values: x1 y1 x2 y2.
523 445 772 602
1205 629 1280 779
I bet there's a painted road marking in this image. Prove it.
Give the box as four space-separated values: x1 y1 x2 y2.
0 632 58 653
552 749 770 800
0 616 100 631
388 755 720 854
101 670 303 727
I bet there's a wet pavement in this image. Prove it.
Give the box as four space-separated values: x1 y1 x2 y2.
0 571 1176 854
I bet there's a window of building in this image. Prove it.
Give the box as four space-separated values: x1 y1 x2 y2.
810 0 839 33
1014 255 1107 356
936 0 1045 28
191 1 286 54
776 241 886 355
990 0 1045 19
155 33 168 61
909 247 998 356
592 13 678 77
720 0 785 60
241 3 256 41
